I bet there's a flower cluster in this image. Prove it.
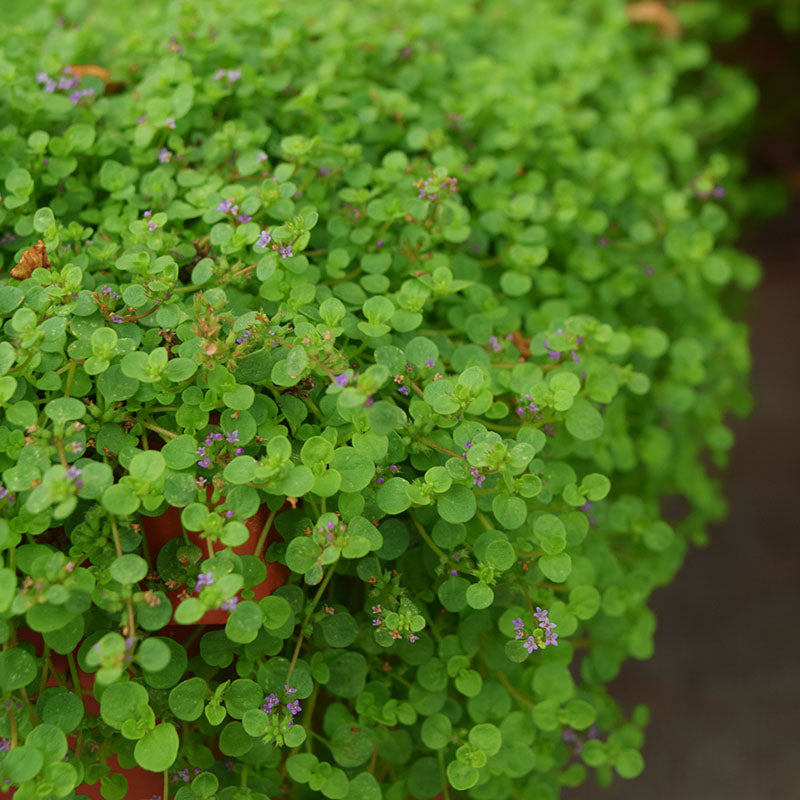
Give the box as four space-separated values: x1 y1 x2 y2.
195 427 244 468
261 685 301 727
513 607 558 653
213 68 242 83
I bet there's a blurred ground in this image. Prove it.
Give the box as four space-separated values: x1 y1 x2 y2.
569 202 800 798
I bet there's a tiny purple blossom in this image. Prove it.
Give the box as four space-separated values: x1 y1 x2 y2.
158 147 172 163
137 114 147 124
335 373 349 387
213 68 226 80
488 335 502 353
257 151 268 163
225 510 234 518
165 117 176 129
257 229 271 248
285 685 298 695
237 213 252 223
148 221 158 231
221 596 239 611
218 199 234 213
408 633 420 643
279 245 293 258
524 636 538 654
397 385 409 396
195 572 214 590
426 358 435 367
512 617 525 631
286 699 301 716
226 430 239 443
227 69 242 82
36 71 49 83
235 447 244 455
44 79 57 93
0 739 9 752
143 209 152 217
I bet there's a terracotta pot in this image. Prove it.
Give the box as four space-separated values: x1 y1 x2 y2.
141 411 289 624
75 755 163 800
141 490 289 625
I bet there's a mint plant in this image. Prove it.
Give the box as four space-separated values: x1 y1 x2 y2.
0 1 761 799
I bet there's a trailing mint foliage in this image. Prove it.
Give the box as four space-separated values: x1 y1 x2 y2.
0 1 760 799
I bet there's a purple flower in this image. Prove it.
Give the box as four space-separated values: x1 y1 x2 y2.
426 358 435 367
286 699 301 716
158 147 172 163
111 315 124 324
463 441 473 450
335 373 349 387
397 385 409 396
363 396 374 408
512 617 525 631
450 569 458 576
373 617 382 625
213 68 226 80
279 245 293 258
195 572 214 590
236 213 252 223
44 79 57 93
256 229 271 248
262 694 279 714
534 607 548 622
227 69 242 82
713 185 726 198
257 151 268 163
470 466 485 488
0 739 9 751
284 685 298 695
225 510 234 518
221 596 238 611
0 488 9 500
196 446 206 456
165 117 176 129
408 633 419 643
65 466 82 482
148 221 158 232
137 114 147 124
488 335 502 353
71 441 83 453
226 430 239 443
524 636 538 654
36 71 49 84
218 199 234 213
143 209 152 217
545 631 559 646
197 457 211 468
376 239 384 247
236 329 251 344
235 447 244 455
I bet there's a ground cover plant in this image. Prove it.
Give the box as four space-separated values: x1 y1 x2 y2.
0 1 761 798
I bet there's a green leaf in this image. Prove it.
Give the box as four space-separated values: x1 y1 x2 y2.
44 397 86 423
100 682 149 728
109 554 148 584
447 760 479 791
615 749 645 779
3 745 44 783
421 713 452 750
465 581 493 609
169 677 207 721
0 648 36 690
538 553 571 582
376 478 411 515
134 722 179 772
437 485 476 523
565 399 604 441
330 447 374 492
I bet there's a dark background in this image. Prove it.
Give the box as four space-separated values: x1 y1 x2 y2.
571 13 800 799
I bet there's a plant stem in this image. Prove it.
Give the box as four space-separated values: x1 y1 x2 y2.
110 516 137 640
140 421 178 440
254 508 278 560
409 511 450 563
438 750 451 800
287 563 337 679
497 670 535 708
415 437 462 458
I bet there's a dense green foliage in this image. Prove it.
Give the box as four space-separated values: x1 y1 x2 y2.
0 1 761 799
